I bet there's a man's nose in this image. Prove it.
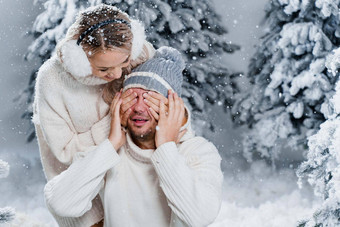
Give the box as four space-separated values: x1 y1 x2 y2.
133 95 147 112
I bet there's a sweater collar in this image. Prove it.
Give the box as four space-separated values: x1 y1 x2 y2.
125 133 154 164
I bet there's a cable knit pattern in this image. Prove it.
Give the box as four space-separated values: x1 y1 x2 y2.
43 125 223 227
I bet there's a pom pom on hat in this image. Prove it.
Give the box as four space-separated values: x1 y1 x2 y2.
123 46 185 97
154 46 185 73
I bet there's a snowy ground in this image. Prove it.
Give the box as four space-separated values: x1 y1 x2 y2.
212 161 320 227
0 150 320 227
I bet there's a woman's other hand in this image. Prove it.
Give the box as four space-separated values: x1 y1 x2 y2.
120 89 137 127
108 92 126 150
145 90 187 126
154 90 186 148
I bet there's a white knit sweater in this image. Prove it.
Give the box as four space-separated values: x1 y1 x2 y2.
44 131 223 227
33 41 155 226
33 55 112 226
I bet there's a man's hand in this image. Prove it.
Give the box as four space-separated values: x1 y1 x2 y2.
154 90 187 148
120 89 137 127
108 91 126 150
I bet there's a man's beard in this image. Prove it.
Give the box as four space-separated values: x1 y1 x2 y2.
128 126 155 143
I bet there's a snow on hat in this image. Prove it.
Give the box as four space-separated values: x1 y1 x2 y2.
123 46 185 97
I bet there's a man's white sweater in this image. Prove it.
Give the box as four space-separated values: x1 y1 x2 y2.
44 131 223 227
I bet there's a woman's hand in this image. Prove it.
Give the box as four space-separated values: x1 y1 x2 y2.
154 90 187 148
120 89 137 127
145 90 187 126
108 91 126 150
142 91 168 120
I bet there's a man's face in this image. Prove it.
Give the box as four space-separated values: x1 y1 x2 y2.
126 88 158 141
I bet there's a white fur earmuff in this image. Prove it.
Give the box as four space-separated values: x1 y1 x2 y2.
59 18 146 78
60 39 93 78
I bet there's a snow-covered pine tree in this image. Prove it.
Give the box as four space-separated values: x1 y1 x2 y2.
297 48 340 226
0 160 15 223
232 0 340 161
23 0 239 140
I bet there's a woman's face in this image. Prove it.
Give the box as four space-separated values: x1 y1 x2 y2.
88 49 130 82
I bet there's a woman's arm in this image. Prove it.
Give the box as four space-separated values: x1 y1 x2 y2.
44 91 125 218
37 98 111 165
34 72 111 165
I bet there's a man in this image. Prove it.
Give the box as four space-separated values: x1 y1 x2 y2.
44 47 223 227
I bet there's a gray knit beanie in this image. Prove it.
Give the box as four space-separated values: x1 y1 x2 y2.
123 46 185 97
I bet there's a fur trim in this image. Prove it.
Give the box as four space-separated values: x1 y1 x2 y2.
31 114 40 125
60 40 92 78
59 18 146 76
130 19 146 60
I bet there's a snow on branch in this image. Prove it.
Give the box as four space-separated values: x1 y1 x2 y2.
0 159 9 179
233 0 340 161
0 207 15 224
298 45 340 226
0 159 15 224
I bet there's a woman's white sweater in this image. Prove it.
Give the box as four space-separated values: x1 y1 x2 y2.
33 55 111 226
44 130 223 227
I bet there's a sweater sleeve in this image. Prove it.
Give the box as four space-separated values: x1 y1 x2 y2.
150 139 223 227
44 139 120 218
48 195 104 227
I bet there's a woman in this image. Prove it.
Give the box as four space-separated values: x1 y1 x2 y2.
33 4 155 226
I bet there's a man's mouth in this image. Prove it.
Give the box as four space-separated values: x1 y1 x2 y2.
131 117 149 127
